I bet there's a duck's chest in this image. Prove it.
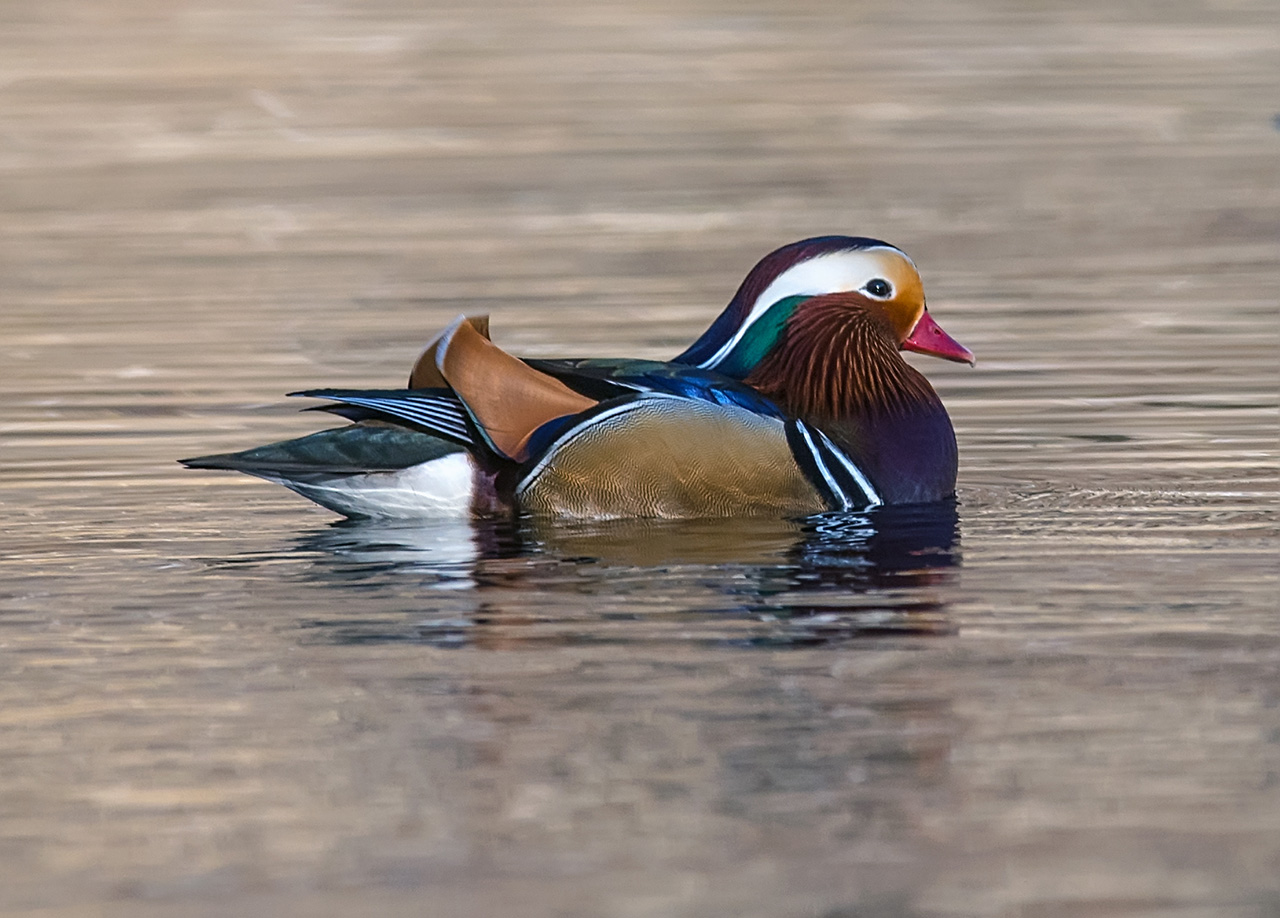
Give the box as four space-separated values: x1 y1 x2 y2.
832 406 959 504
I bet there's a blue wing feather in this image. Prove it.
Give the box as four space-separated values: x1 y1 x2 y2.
524 358 785 418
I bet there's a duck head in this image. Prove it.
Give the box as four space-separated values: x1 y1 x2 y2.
676 236 973 379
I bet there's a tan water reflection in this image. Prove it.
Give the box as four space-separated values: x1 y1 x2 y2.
285 507 959 648
1 0 1277 915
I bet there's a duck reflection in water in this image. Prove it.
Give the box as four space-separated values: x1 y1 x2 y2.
291 501 960 647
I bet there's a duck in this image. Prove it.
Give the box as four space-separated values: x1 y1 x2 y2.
182 236 974 520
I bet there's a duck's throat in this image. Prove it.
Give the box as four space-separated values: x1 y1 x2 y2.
743 306 936 423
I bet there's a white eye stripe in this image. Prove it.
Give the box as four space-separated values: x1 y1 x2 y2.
698 247 908 370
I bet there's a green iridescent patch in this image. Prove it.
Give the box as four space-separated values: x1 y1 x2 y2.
715 295 808 378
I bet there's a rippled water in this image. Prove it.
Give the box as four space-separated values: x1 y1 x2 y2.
2 1 1277 915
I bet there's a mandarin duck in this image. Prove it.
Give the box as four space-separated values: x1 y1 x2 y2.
182 236 973 519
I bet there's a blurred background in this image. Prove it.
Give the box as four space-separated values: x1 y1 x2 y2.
5 0 1274 373
1 1 1277 916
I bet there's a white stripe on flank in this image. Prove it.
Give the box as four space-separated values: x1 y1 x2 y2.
513 396 673 498
811 427 882 508
698 247 909 370
794 423 851 510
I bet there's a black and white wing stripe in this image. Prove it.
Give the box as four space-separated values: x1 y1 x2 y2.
784 419 882 511
292 389 474 447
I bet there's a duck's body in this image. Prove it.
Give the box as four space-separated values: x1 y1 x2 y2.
183 237 973 520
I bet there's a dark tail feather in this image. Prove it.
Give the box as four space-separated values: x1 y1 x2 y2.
180 425 464 476
289 388 475 448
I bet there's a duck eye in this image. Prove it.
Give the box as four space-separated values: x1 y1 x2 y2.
864 278 892 298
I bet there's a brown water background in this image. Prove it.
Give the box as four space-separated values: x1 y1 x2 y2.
1 1 1277 915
